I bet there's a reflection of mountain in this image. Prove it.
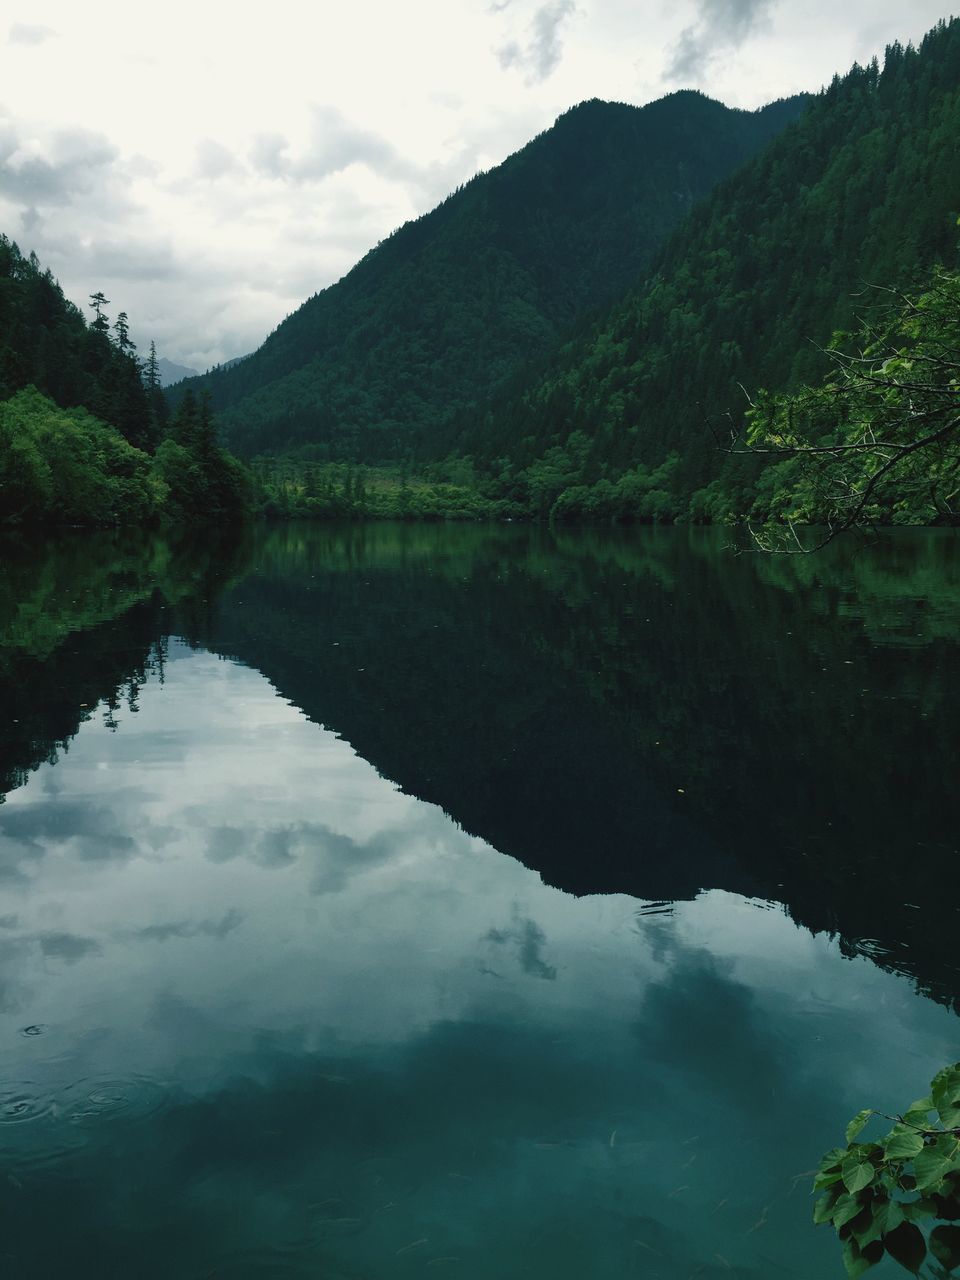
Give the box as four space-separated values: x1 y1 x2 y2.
2 524 959 1012
193 525 960 1011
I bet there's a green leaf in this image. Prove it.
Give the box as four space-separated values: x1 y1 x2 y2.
814 1191 840 1225
883 1221 926 1273
933 1188 960 1222
932 1066 960 1116
885 1202 906 1235
884 1126 925 1161
844 1152 877 1195
852 1203 885 1249
821 1146 850 1172
903 1097 934 1128
842 1237 883 1277
847 1110 874 1144
915 1135 960 1192
834 1193 867 1229
814 1168 845 1190
900 1197 937 1222
929 1224 960 1271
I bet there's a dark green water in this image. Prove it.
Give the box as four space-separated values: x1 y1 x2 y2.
0 523 958 1278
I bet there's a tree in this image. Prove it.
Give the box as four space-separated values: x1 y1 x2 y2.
142 339 169 430
143 340 160 391
88 291 110 333
113 311 136 357
814 1063 960 1276
738 261 960 551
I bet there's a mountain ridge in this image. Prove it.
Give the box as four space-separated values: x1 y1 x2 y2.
173 90 808 458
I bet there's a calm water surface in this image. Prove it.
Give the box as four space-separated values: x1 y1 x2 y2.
0 524 958 1278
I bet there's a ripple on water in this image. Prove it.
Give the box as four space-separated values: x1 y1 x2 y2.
0 1084 53 1126
59 1074 171 1127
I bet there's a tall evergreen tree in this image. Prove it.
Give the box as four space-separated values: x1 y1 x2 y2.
88 291 110 334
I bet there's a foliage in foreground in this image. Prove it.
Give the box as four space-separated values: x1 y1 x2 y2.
816 1064 960 1276
742 264 960 550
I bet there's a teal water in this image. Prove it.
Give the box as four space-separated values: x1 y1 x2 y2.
0 524 958 1278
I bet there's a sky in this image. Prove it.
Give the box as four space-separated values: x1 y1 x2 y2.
0 0 953 369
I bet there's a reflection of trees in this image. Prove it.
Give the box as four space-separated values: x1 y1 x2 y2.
3 523 959 1014
203 524 960 1012
0 528 253 802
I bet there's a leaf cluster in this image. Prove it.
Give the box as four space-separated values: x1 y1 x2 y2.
745 265 960 548
815 1065 960 1276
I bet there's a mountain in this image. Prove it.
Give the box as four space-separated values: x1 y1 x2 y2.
453 18 960 517
157 357 199 386
175 91 807 458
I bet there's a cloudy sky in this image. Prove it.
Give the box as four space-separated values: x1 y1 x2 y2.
0 0 951 368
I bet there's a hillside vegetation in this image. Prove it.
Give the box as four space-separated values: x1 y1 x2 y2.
177 92 805 459
454 19 960 524
0 238 251 528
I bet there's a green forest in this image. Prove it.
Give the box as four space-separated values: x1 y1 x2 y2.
0 238 250 527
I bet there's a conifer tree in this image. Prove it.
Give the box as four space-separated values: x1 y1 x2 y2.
113 312 136 357
88 292 110 333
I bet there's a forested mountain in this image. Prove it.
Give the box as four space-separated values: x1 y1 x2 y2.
454 18 960 520
176 92 806 458
0 238 251 527
0 237 156 451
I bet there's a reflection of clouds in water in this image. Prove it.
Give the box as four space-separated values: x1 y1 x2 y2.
121 909 244 944
205 812 451 895
39 931 102 963
638 945 785 1107
0 791 175 879
0 650 955 1276
0 936 34 1011
485 911 557 980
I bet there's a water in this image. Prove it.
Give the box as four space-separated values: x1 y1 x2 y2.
0 523 958 1278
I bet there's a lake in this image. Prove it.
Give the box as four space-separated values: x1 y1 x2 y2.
0 522 957 1278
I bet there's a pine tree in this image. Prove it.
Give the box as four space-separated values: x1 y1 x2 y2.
113 312 136 357
88 292 110 334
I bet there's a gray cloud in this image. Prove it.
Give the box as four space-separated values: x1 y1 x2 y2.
496 1 576 85
194 137 240 181
666 0 778 83
249 107 415 185
8 23 56 46
0 118 120 207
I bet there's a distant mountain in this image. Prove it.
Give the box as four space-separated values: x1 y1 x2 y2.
175 91 807 458
454 18 960 515
157 357 199 387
